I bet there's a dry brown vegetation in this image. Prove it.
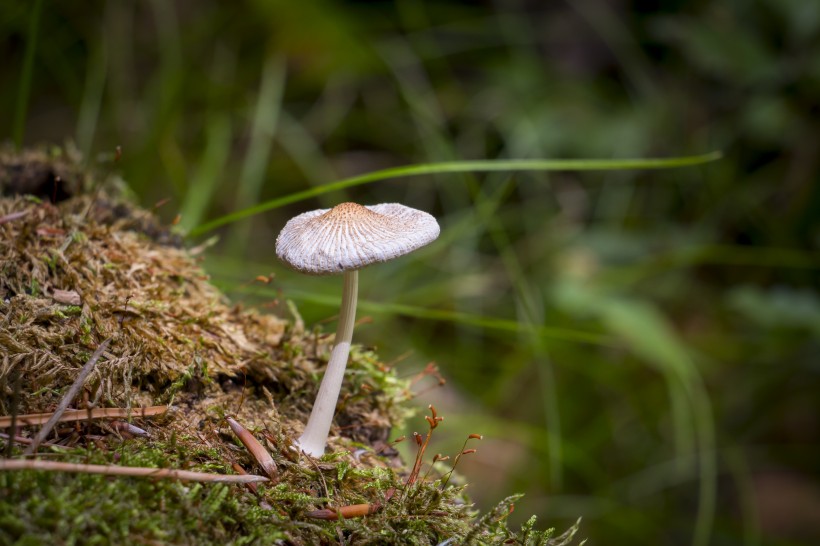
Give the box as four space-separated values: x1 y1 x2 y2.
0 147 579 544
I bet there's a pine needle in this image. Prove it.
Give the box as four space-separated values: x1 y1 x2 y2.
0 459 269 483
0 406 168 428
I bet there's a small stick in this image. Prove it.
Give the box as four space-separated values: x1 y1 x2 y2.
0 406 167 428
226 417 278 481
232 462 259 495
0 459 269 483
0 210 30 224
24 338 112 456
0 432 66 449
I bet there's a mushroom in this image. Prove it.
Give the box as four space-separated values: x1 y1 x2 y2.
276 202 440 457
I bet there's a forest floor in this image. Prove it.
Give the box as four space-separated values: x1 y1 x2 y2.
0 146 580 545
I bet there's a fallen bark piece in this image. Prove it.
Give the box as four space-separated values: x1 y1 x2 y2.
0 459 269 483
0 406 168 428
227 417 278 481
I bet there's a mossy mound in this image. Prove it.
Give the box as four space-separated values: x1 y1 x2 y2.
0 147 581 545
0 145 403 449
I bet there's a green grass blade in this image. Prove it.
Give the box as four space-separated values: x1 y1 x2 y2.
178 46 236 231
76 34 108 160
13 0 45 149
222 284 612 346
189 151 723 235
178 114 232 231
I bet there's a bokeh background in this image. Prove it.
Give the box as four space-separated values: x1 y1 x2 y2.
2 1 819 544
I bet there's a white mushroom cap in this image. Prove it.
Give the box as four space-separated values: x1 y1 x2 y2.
275 202 440 275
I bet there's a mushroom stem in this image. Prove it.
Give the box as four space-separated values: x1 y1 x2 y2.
297 269 358 457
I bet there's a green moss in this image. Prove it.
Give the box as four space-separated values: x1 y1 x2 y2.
0 459 287 545
0 436 581 545
0 147 582 545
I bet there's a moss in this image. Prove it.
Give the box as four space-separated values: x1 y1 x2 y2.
0 146 581 545
0 446 288 545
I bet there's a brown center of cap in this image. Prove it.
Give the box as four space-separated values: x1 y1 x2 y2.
320 202 375 219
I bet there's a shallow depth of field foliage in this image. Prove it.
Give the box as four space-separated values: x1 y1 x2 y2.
2 1 819 545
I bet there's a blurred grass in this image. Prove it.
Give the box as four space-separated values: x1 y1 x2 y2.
2 1 819 545
190 152 721 235
11 0 43 148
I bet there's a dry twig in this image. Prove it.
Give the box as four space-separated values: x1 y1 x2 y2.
0 209 30 224
0 459 269 483
23 338 111 455
231 462 259 495
0 432 66 449
0 406 167 428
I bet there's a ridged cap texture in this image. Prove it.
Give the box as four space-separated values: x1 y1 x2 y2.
276 202 440 275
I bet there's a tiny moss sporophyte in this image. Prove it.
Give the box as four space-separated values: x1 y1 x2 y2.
275 202 440 457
